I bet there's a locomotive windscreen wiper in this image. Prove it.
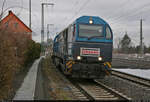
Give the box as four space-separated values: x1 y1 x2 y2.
88 36 103 40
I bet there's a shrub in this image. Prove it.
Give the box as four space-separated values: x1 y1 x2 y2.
24 40 41 66
0 29 41 99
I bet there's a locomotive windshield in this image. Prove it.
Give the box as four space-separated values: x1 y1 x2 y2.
79 24 103 38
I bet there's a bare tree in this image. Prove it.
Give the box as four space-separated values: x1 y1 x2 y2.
0 0 6 20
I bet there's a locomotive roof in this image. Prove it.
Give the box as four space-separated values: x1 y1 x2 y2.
75 16 108 25
54 16 110 41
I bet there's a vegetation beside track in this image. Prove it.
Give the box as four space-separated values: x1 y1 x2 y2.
42 56 76 100
0 29 41 100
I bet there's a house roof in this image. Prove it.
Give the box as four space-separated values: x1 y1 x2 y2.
0 10 32 32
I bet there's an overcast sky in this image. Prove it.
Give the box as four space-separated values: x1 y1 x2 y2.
0 0 150 48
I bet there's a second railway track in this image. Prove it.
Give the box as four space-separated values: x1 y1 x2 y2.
112 70 150 89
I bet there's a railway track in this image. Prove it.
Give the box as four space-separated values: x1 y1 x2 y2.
69 79 131 101
55 63 132 101
52 61 135 101
112 70 150 89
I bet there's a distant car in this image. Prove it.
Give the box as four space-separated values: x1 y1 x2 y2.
52 16 113 79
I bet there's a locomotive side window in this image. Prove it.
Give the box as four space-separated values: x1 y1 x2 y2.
72 24 76 41
106 26 112 39
55 38 58 42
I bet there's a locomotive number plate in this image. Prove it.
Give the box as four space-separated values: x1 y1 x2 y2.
80 47 100 57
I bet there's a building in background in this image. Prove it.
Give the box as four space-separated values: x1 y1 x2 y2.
0 10 32 39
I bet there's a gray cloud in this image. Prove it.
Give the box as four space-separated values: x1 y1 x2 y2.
0 0 150 47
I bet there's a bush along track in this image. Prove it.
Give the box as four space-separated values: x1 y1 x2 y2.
0 29 41 100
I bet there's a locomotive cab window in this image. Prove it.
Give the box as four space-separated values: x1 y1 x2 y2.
79 24 103 38
106 26 112 39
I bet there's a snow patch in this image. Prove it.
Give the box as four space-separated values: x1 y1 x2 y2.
113 68 150 80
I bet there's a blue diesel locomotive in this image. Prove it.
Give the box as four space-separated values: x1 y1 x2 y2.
52 16 113 79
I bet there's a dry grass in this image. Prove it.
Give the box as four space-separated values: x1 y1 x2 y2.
42 56 76 100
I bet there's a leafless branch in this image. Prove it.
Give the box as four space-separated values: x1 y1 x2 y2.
0 0 6 20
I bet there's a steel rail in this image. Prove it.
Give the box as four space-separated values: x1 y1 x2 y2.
94 80 132 101
68 79 94 100
112 70 150 88
70 79 130 101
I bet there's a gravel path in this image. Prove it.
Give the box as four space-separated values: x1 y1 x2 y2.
13 57 43 100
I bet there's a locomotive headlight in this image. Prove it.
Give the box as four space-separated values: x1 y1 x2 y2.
98 56 102 61
89 20 93 24
77 56 81 60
